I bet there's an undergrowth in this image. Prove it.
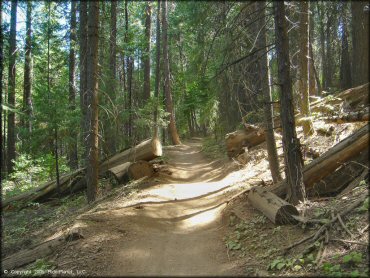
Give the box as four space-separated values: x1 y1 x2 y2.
2 154 70 199
201 136 227 159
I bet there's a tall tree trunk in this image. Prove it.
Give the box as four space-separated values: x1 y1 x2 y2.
86 1 100 203
0 0 4 176
308 4 318 96
105 0 117 155
162 0 181 145
273 1 305 205
54 126 60 197
340 7 352 90
318 4 327 90
351 1 369 86
22 1 33 150
143 3 151 102
79 1 88 167
68 1 78 169
7 0 18 174
298 1 314 137
325 11 333 89
255 1 281 184
47 2 60 191
125 0 133 141
153 0 161 139
310 41 322 95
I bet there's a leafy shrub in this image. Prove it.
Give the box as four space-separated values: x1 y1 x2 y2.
2 154 70 198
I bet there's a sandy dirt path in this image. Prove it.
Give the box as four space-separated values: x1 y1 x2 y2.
56 139 251 276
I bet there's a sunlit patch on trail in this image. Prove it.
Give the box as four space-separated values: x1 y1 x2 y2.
180 204 225 230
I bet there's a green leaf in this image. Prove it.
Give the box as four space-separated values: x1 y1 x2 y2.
276 262 285 270
293 265 302 271
343 254 352 263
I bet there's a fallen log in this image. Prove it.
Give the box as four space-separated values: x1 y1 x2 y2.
271 124 369 197
247 186 299 224
225 124 265 158
339 168 369 196
128 160 154 180
336 83 369 110
2 228 84 270
307 148 368 197
2 138 162 208
2 168 84 208
105 162 131 185
105 160 154 185
99 138 162 173
323 108 369 124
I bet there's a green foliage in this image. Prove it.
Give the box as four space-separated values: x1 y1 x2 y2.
342 252 363 265
134 96 170 132
2 154 70 199
201 137 226 159
321 252 367 277
27 259 56 276
322 262 343 276
356 197 369 213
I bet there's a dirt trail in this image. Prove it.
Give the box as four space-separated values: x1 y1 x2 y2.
56 139 252 276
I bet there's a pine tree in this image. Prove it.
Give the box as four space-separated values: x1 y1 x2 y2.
86 1 100 203
273 1 305 205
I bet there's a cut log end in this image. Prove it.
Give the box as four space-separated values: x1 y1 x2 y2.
151 138 163 157
275 205 299 225
248 186 299 225
128 161 154 180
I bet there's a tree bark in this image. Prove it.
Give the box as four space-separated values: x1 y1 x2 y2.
105 0 117 155
100 138 162 173
255 1 281 183
298 1 314 137
153 0 161 139
318 4 327 91
7 0 18 174
2 139 162 208
79 1 88 167
325 11 333 89
143 3 152 102
2 237 65 270
2 227 84 270
248 186 299 224
162 0 181 145
125 0 133 141
0 1 3 175
225 125 266 158
308 5 318 96
86 2 100 203
68 1 78 169
273 1 305 205
351 1 369 86
323 108 369 124
272 125 369 197
22 1 33 147
339 3 352 90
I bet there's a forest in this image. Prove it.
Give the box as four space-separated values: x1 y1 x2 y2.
1 0 369 277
